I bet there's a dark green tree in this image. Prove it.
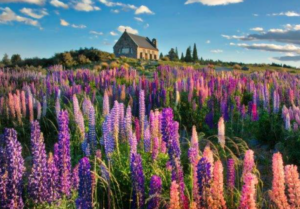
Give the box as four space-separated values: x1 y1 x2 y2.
159 53 163 59
168 48 178 61
180 53 185 62
2 53 11 65
193 43 199 61
175 47 179 58
185 46 192 62
11 54 22 65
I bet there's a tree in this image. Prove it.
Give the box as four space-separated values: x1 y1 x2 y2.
175 47 179 58
2 53 11 65
78 54 91 65
180 53 185 62
185 46 192 62
11 54 22 65
168 48 178 61
61 52 75 67
193 43 199 61
159 53 163 59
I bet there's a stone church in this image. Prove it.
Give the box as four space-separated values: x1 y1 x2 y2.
113 30 159 60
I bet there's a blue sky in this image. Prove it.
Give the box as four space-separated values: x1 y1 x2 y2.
0 0 300 67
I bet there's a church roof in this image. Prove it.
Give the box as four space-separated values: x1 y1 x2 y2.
126 32 158 51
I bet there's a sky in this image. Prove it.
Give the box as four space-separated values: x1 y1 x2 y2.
0 0 300 67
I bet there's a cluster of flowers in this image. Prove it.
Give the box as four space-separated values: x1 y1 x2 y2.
282 105 300 131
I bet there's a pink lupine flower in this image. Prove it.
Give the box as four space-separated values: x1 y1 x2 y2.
169 181 180 209
285 165 300 208
28 93 34 122
238 173 258 209
21 91 26 117
211 161 226 209
242 150 255 182
218 117 225 148
269 153 290 209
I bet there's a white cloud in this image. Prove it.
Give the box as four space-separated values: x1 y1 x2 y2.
20 8 48 19
90 30 103 35
135 5 154 15
185 0 243 6
50 0 68 9
0 7 40 27
221 34 246 39
134 17 143 22
250 27 263 32
110 31 117 36
268 11 300 17
206 40 211 44
60 19 69 26
235 43 300 54
111 9 119 13
144 23 149 29
0 0 45 5
253 14 259 17
211 49 223 53
72 24 86 29
117 25 138 34
74 0 100 12
99 0 137 10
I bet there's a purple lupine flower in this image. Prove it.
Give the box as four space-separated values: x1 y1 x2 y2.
227 158 235 191
197 157 211 199
100 164 110 182
152 137 159 160
144 122 151 152
130 153 145 209
170 121 181 159
139 90 145 139
0 135 7 207
76 157 93 209
88 105 97 153
28 121 48 203
119 103 126 142
55 97 61 121
103 115 115 160
161 108 174 145
72 164 79 190
82 97 91 118
111 101 120 153
4 128 25 209
148 175 162 209
103 90 110 117
125 106 132 140
42 95 47 117
46 152 60 203
130 133 137 155
57 110 72 196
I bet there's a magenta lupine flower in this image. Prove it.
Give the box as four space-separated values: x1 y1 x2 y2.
125 106 132 140
88 105 97 153
152 137 159 160
130 153 145 209
28 121 48 203
139 90 145 139
76 157 93 209
148 175 162 209
238 173 258 209
4 128 25 209
46 153 60 203
57 110 72 196
251 104 258 121
227 158 235 191
21 91 26 117
135 118 141 143
72 164 79 190
242 150 255 182
103 90 110 117
144 122 151 152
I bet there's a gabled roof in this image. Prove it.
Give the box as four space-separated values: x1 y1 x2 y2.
126 32 158 51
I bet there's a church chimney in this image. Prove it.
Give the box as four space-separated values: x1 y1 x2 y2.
152 38 157 48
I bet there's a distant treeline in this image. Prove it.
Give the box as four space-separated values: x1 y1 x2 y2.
0 47 114 68
162 44 295 69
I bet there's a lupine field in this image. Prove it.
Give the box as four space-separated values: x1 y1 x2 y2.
1 65 300 209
